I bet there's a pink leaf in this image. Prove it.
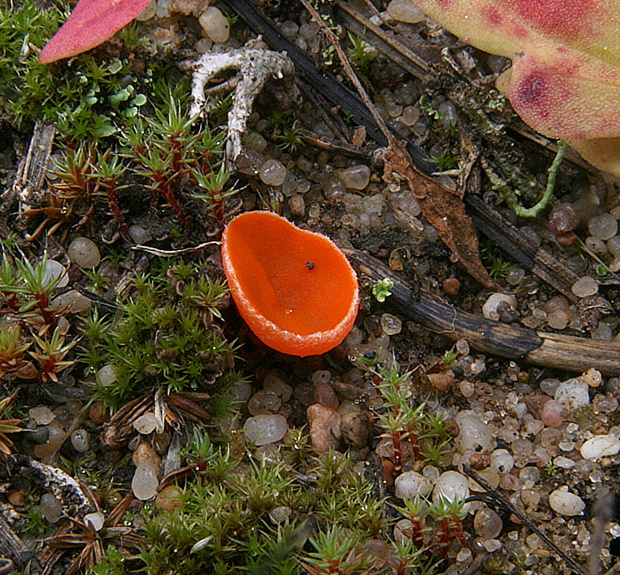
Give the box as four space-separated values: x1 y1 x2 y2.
409 0 620 174
39 0 153 64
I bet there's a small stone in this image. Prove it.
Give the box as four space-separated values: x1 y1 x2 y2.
520 488 541 508
289 195 305 217
132 442 161 469
269 506 292 524
307 404 341 452
490 449 514 475
582 368 603 388
555 378 590 410
43 259 69 288
34 419 68 458
29 406 55 425
52 290 91 314
133 412 158 435
433 471 470 504
589 213 618 240
136 0 157 20
580 435 620 459
67 237 101 268
40 493 63 523
455 410 493 453
473 507 503 538
593 324 613 341
548 487 585 516
259 159 287 186
70 429 89 452
89 400 109 425
505 267 526 286
338 165 371 190
553 456 576 469
540 399 563 427
387 0 425 22
394 471 433 499
548 203 578 234
340 412 372 448
132 462 159 500
442 277 461 296
243 414 288 446
608 235 620 256
198 6 230 43
586 236 608 255
263 374 293 402
380 313 402 335
314 383 339 410
547 310 570 330
97 364 117 386
572 276 598 298
540 378 561 396
84 511 105 531
483 539 502 552
482 293 517 321
129 224 153 244
155 485 183 511
248 389 282 415
427 372 454 392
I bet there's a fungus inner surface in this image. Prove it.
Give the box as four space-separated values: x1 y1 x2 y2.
225 213 357 336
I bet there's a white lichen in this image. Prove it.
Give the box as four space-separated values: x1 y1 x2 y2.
187 45 294 167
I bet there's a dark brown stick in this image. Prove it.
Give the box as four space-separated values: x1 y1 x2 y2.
348 249 620 375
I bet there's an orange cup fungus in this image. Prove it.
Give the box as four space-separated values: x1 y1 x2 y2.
221 211 360 357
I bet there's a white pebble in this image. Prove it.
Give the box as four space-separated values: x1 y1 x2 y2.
84 511 105 531
259 159 287 186
70 429 89 452
387 0 425 22
132 462 159 500
40 493 63 523
572 276 598 297
199 6 230 43
554 377 590 410
338 165 371 190
97 364 117 386
589 213 618 241
29 406 55 425
433 470 470 504
43 259 69 288
455 410 493 453
548 487 585 516
133 412 158 435
67 237 101 268
482 293 517 321
243 414 288 446
394 471 434 499
490 449 514 475
129 224 154 244
580 435 620 459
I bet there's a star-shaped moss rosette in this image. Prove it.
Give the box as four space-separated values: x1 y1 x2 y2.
409 0 620 176
39 0 152 63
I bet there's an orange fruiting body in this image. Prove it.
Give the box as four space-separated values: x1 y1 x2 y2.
221 211 359 357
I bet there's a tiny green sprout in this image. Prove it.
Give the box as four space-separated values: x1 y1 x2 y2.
543 459 559 476
419 95 443 121
372 278 394 303
441 346 458 367
430 150 458 171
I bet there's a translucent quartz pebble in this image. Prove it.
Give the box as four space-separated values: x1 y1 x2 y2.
548 487 585 516
380 313 402 335
198 6 230 43
97 364 117 386
339 165 371 190
482 293 517 321
29 406 55 425
473 507 503 538
70 429 89 452
455 410 493 453
263 373 293 402
67 237 101 268
588 213 618 240
580 435 620 459
133 412 158 435
40 493 63 523
540 400 563 427
243 414 288 446
490 449 514 475
84 511 105 531
132 462 159 500
136 0 157 20
269 506 292 524
433 470 470 504
259 159 287 186
387 0 425 23
43 259 69 288
394 471 433 499
129 224 153 244
572 276 598 297
248 390 282 415
555 378 590 410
